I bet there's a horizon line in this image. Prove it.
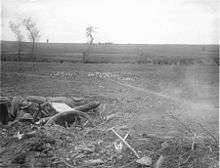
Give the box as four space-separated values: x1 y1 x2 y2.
1 40 219 46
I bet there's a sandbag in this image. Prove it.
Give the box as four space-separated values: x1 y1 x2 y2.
26 96 47 104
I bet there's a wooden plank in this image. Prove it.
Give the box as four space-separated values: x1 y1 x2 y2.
51 102 73 113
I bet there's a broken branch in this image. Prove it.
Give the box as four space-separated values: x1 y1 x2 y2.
110 128 140 158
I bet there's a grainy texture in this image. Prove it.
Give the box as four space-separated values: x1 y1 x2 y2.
0 62 219 167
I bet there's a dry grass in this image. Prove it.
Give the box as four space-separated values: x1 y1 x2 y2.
0 121 218 168
0 62 218 167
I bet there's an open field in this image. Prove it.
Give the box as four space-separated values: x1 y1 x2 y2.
1 62 218 137
0 60 219 167
1 41 219 64
1 0 219 166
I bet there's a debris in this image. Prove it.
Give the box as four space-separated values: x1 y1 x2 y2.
110 128 140 158
123 132 130 140
0 92 219 168
51 102 73 113
71 96 84 102
113 140 123 153
46 97 76 107
18 113 34 122
10 96 25 118
13 131 37 140
74 101 100 112
46 110 94 127
36 116 51 125
136 155 152 166
105 113 117 121
113 131 129 153
24 102 40 118
44 101 98 127
1 96 99 127
20 101 32 110
13 131 24 140
84 158 104 165
161 141 169 149
0 96 101 129
16 109 27 118
154 155 165 168
26 96 47 104
22 131 37 139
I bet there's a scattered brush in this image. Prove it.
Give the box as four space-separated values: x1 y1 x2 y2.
164 111 219 168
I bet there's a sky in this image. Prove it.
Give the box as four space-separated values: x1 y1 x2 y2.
1 0 219 44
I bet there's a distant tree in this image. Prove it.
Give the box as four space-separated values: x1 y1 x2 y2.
83 26 95 63
23 18 40 62
9 21 24 61
86 26 95 45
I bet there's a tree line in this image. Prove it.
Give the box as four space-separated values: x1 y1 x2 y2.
9 18 96 63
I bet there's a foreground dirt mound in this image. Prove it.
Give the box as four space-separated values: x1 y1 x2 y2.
0 123 55 167
0 95 219 168
0 120 219 168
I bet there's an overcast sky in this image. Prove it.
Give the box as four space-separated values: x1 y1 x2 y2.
1 0 219 44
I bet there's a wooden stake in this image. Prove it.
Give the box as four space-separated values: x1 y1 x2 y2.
110 128 140 158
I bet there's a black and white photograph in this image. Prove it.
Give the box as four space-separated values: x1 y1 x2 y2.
0 0 219 167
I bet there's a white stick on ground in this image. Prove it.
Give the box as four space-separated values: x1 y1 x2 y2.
110 128 140 158
123 131 130 141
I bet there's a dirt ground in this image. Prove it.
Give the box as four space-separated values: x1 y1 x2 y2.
0 62 219 167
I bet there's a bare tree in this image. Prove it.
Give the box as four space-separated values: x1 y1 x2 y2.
9 21 24 61
86 26 95 45
23 18 40 62
83 26 95 63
